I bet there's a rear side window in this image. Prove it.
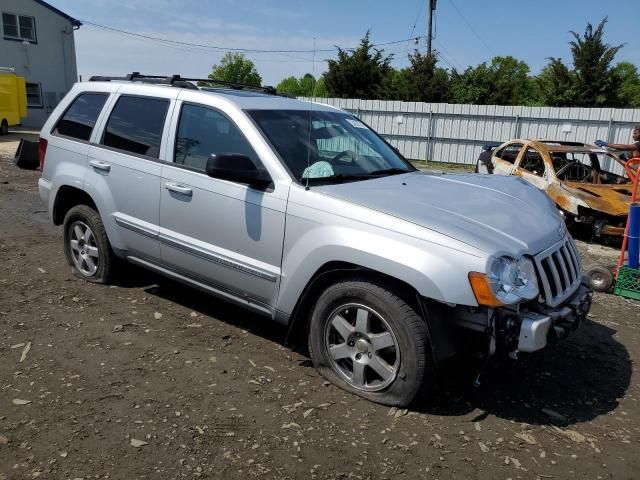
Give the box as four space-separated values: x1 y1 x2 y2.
102 96 169 158
174 103 258 172
495 143 523 164
54 93 108 141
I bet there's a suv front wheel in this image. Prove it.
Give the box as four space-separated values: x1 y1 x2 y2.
63 205 116 283
308 279 432 407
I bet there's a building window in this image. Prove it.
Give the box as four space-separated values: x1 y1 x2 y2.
26 83 42 108
2 13 36 42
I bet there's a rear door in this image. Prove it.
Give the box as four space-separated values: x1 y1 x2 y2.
84 87 177 260
492 142 523 176
159 99 287 313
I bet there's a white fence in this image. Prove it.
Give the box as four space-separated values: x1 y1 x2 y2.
303 97 640 168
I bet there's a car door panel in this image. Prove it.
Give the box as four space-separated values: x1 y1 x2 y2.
159 101 286 308
84 90 176 260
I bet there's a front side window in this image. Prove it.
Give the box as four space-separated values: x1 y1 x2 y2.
25 82 42 107
248 110 414 183
519 148 545 177
2 13 36 41
54 93 108 141
175 103 259 172
102 96 169 158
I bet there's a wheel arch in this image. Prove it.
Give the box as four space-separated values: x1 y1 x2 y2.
285 261 458 363
52 185 98 225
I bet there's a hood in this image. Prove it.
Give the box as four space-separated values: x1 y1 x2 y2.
316 171 566 255
562 182 633 217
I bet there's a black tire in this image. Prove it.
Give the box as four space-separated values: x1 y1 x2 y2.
308 279 432 407
584 264 614 293
63 205 117 283
0 120 8 136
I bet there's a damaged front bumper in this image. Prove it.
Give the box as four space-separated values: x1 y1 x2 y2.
454 280 592 357
515 281 592 353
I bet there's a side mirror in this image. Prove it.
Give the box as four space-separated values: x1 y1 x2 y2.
206 154 272 189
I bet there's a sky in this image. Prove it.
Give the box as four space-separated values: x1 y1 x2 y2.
48 0 640 86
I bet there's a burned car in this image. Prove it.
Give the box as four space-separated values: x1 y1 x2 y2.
478 139 634 238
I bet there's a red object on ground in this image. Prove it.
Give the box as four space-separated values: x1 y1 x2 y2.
38 137 48 170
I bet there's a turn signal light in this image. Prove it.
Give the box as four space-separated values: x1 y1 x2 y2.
468 272 504 308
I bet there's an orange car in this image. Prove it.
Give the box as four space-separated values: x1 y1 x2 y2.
478 139 634 238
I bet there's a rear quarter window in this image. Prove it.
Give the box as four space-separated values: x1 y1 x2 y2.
101 96 169 158
494 143 523 164
53 93 109 141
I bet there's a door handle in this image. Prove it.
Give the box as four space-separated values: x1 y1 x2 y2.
165 182 193 196
89 160 111 172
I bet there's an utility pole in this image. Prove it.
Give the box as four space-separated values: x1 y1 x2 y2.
427 0 436 57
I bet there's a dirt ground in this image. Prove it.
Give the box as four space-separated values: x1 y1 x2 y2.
1 134 639 480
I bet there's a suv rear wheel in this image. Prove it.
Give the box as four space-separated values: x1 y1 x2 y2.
63 205 116 283
0 120 8 136
308 279 431 407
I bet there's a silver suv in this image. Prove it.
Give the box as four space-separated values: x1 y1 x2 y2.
38 74 592 407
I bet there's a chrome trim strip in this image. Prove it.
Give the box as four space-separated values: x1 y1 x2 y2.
159 234 277 283
114 216 158 240
126 256 274 318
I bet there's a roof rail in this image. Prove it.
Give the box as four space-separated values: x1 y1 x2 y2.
0 66 16 73
88 72 278 95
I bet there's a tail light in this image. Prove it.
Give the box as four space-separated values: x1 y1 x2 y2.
38 137 48 170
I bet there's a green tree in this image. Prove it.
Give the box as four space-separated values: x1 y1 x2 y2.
324 31 393 99
449 64 492 104
449 56 535 105
206 52 262 86
612 62 640 108
538 17 623 107
537 58 578 106
400 51 449 102
569 17 623 107
276 76 301 96
276 73 328 97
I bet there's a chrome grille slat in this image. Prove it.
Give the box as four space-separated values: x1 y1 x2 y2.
534 236 582 307
555 251 571 289
560 246 577 282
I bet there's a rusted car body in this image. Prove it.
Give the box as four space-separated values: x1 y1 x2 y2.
483 140 634 237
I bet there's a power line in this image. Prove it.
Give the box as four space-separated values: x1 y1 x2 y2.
446 0 495 57
432 38 462 70
80 20 426 55
406 0 425 50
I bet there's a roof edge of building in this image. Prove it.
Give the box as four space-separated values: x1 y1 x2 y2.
32 0 82 27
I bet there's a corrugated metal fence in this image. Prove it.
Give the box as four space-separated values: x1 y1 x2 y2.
302 97 640 167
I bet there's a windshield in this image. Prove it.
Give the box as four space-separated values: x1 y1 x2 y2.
247 110 415 183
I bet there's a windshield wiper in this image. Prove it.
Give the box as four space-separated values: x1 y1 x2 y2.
368 168 412 176
302 174 372 184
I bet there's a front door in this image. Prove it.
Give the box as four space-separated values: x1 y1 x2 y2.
159 101 287 313
515 147 548 190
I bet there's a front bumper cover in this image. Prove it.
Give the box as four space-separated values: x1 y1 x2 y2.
514 280 592 353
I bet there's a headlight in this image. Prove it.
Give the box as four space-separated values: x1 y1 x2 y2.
487 256 539 305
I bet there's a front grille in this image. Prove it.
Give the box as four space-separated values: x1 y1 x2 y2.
534 236 582 307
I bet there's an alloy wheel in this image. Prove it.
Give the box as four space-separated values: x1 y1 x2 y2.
68 221 100 276
324 303 400 392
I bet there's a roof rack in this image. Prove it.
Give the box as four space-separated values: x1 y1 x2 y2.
88 72 278 95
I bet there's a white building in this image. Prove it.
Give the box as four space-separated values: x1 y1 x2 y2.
0 0 80 127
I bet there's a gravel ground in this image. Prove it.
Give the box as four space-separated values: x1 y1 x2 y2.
1 138 639 480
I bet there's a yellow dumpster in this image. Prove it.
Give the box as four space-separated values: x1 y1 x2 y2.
0 67 27 135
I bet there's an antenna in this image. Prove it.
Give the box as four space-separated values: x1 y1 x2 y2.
305 37 316 191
